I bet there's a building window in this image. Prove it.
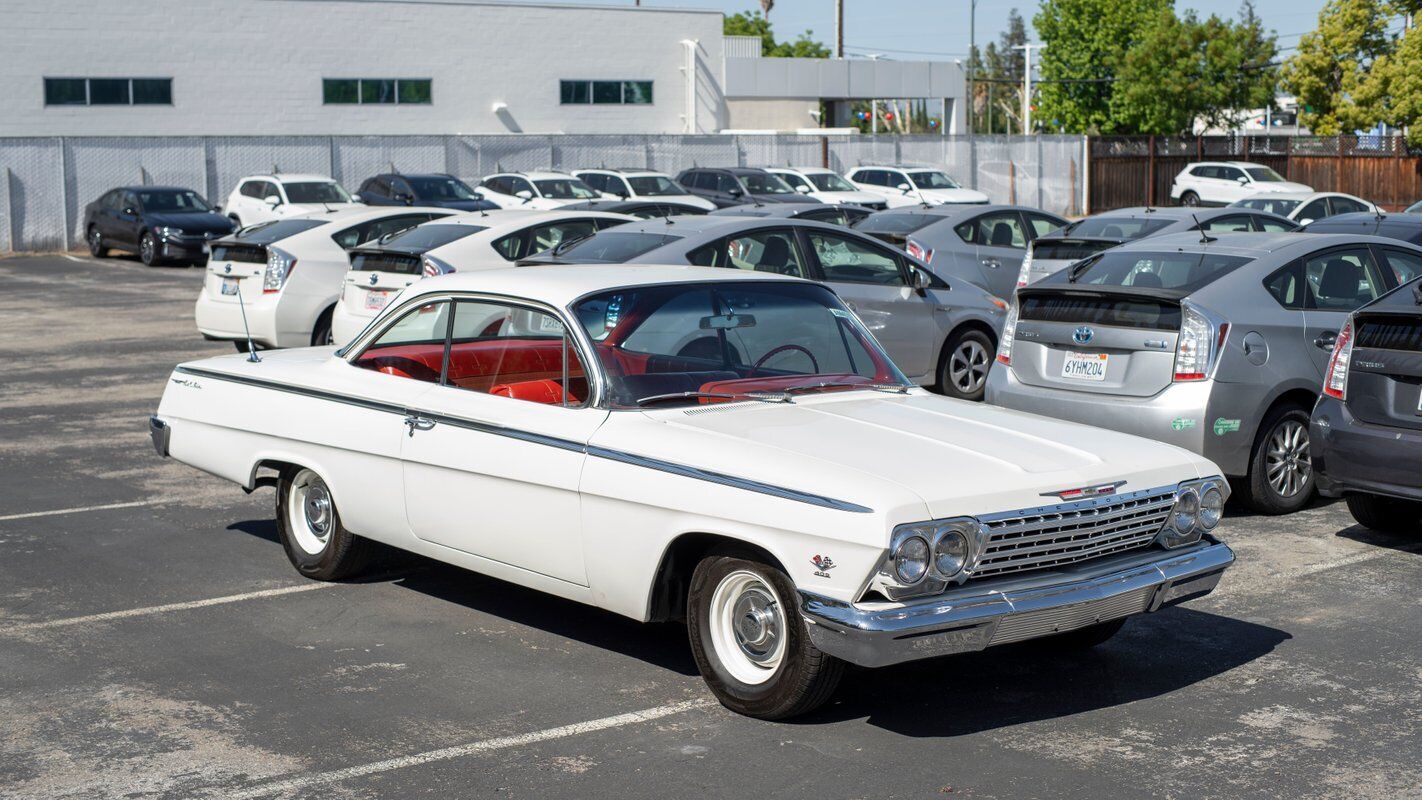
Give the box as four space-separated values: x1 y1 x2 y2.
560 80 653 105
324 78 432 105
44 78 172 106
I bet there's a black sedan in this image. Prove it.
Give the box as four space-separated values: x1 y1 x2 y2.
1304 212 1422 249
354 173 499 212
1311 274 1422 532
674 167 819 208
85 186 234 266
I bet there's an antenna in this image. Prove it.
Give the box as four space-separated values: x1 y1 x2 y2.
272 163 280 176
235 287 261 363
1192 213 1216 244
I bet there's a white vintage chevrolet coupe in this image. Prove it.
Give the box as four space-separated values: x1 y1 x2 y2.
152 265 1235 719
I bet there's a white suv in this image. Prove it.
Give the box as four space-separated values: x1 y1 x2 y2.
1170 161 1312 207
196 206 452 350
844 165 989 208
765 167 887 209
477 171 601 210
222 174 362 229
572 169 716 211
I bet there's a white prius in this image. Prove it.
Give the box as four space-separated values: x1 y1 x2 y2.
152 266 1235 720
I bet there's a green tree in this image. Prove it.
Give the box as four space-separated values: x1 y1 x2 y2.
723 10 830 58
968 9 1028 133
1202 0 1279 132
1034 0 1172 133
1354 25 1422 144
1278 0 1391 134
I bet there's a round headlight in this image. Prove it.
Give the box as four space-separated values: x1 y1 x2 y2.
893 536 930 584
1172 489 1200 533
1200 486 1224 530
933 530 968 577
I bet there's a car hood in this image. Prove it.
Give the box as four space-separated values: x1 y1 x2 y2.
631 391 1213 524
918 188 991 204
1251 182 1313 194
145 211 234 234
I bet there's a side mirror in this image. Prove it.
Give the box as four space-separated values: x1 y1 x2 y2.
395 193 413 205
123 207 136 216
264 195 282 207
515 190 534 202
911 268 932 295
728 187 744 197
896 183 913 193
1236 176 1249 185
795 185 812 194
1299 218 1313 225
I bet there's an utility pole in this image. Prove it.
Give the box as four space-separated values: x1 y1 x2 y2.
1014 43 1044 134
834 0 843 58
967 0 976 136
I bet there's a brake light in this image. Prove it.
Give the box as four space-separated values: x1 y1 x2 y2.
996 303 1019 365
1174 302 1229 382
1017 244 1035 288
263 247 296 293
1323 316 1354 399
906 239 933 264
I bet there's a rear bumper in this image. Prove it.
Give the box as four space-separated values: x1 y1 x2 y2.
149 415 170 457
800 538 1234 669
1311 395 1422 501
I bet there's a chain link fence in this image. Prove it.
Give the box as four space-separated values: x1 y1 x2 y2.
0 134 1087 253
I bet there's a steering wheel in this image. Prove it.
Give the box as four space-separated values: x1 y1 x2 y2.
749 344 819 377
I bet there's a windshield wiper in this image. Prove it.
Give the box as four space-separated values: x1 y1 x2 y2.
1067 257 1098 283
783 381 910 395
634 391 793 407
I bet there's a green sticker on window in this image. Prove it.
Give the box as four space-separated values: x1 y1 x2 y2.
1213 418 1242 436
1171 418 1197 431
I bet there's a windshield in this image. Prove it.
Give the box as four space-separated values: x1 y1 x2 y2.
408 177 480 201
553 231 682 263
535 179 600 200
807 173 857 192
740 173 795 194
856 212 938 234
573 281 909 409
375 223 486 251
908 171 960 189
1408 201 1422 214
228 219 326 244
1237 197 1301 216
627 176 683 196
1060 216 1175 240
1245 166 1286 182
1060 250 1252 294
137 190 211 213
283 182 353 204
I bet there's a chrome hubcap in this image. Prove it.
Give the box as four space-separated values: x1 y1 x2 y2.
287 469 334 556
1266 420 1312 498
303 483 332 537
141 236 153 260
949 340 989 394
708 570 787 685
732 590 781 663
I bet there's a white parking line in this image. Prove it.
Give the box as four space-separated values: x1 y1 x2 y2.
225 697 717 799
0 499 168 523
0 583 339 633
61 254 101 264
1276 543 1422 581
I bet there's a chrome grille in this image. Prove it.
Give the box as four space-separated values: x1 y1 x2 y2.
990 586 1154 645
970 487 1175 580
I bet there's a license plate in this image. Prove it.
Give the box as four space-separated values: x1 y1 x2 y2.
364 290 391 311
538 315 565 333
1061 351 1109 381
220 277 240 296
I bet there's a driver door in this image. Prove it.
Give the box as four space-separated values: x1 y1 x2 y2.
969 211 1029 298
400 297 607 585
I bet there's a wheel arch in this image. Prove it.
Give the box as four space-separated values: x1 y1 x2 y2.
645 532 790 624
935 317 999 389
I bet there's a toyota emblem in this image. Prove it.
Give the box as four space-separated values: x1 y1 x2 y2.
369 273 379 286
223 264 231 274
1073 326 1094 345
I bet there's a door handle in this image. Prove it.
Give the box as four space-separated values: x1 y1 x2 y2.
1314 331 1338 351
403 415 436 436
981 258 1001 269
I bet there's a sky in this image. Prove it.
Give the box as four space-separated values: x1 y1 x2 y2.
565 0 1337 61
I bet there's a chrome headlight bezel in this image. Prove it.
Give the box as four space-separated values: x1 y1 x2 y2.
873 517 982 601
1156 477 1229 549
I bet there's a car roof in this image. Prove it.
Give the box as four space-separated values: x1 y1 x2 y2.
287 205 453 224
1308 211 1422 228
427 208 633 229
374 172 454 180
573 168 666 176
765 166 834 174
710 202 847 218
598 215 757 236
406 264 806 307
119 185 198 193
1240 191 1330 201
1115 230 1401 257
240 174 337 183
868 203 1043 221
486 171 575 180
1367 276 1422 311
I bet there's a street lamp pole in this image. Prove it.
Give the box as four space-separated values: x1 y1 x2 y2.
967 0 976 136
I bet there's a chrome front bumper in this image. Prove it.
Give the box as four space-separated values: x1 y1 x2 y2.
799 538 1234 668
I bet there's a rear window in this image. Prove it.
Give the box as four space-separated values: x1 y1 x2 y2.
1356 317 1422 352
1237 198 1301 216
377 224 486 251
1062 250 1253 294
856 213 938 234
552 231 683 263
282 182 352 204
1019 293 1183 331
1059 216 1175 240
228 219 326 244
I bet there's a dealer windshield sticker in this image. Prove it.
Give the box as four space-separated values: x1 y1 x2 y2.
1171 418 1197 431
1214 418 1242 436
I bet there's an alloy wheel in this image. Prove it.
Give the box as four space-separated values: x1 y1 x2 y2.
949 340 990 395
1265 419 1312 499
140 234 155 264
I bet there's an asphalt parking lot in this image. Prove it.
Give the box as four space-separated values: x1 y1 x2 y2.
2 252 1421 799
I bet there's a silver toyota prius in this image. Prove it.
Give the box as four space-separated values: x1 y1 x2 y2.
986 231 1422 514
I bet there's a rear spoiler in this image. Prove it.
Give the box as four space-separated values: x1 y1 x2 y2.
1018 284 1191 303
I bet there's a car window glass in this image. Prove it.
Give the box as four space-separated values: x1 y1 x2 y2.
809 230 904 285
955 219 977 244
1026 214 1065 238
122 192 140 211
579 174 605 192
715 174 741 193
351 300 452 383
443 299 586 406
1304 248 1383 310
1298 199 1329 222
1256 216 1297 233
493 230 527 260
390 178 412 196
720 229 805 277
1201 215 1254 233
797 209 847 225
240 181 262 199
687 242 719 266
977 213 1027 248
1264 263 1306 310
1331 197 1368 214
1190 166 1212 178
1221 167 1246 182
778 172 812 191
529 220 597 255
509 177 535 196
1381 248 1422 284
334 214 443 249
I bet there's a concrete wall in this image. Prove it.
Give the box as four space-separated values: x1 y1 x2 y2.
0 0 727 136
725 99 821 132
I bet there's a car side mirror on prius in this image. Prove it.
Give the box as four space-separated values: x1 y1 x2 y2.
264 195 282 207
911 267 933 295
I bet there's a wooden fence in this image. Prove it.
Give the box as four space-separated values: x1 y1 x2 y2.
1088 135 1422 213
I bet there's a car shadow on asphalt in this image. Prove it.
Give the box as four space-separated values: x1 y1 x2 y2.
794 607 1290 735
1334 523 1422 555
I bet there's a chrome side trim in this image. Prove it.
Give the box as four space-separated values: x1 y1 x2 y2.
170 366 872 513
148 415 170 458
